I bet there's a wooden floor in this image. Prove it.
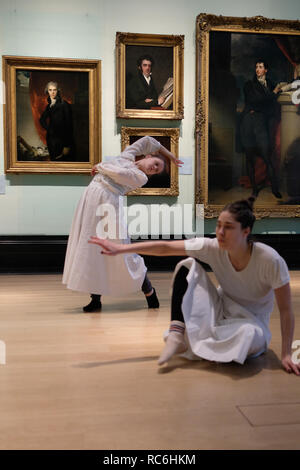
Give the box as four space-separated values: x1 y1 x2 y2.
0 271 300 450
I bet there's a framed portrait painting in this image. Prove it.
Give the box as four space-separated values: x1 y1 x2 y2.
3 56 101 173
196 14 300 217
116 32 184 120
121 127 179 195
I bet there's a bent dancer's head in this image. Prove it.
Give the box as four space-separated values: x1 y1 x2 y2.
136 154 166 176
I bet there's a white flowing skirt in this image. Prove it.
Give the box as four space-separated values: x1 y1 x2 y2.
62 180 146 296
170 258 268 364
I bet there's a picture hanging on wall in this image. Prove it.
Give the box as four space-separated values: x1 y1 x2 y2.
3 56 101 173
121 126 179 195
116 32 184 120
196 14 300 218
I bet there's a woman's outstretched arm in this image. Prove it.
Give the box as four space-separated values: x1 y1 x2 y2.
88 237 186 257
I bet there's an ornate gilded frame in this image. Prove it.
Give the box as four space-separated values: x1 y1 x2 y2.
3 56 101 173
121 127 179 195
196 14 300 218
116 32 184 119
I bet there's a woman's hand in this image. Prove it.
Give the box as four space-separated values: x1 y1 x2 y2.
157 146 184 168
167 153 184 167
172 157 184 168
91 165 99 176
282 354 300 376
88 237 123 255
160 151 184 167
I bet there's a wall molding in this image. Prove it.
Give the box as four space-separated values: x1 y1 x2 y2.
0 234 299 273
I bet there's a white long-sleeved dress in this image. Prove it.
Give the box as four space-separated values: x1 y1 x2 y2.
62 136 161 296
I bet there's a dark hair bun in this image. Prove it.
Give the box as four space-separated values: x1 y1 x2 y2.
222 197 256 230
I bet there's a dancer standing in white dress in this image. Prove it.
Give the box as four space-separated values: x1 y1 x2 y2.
89 197 300 375
63 136 183 312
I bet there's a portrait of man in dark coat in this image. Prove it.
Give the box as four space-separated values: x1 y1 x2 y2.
126 55 167 110
39 81 75 161
14 67 90 166
240 60 282 198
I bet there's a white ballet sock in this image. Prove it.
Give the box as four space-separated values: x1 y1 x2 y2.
158 321 187 366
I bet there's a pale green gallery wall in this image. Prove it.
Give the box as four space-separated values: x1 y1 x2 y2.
0 0 300 235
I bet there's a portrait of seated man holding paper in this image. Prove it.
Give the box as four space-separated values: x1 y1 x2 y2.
125 47 173 111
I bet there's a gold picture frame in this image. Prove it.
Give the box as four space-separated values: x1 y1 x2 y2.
3 55 101 173
121 127 179 195
196 14 300 218
116 32 184 120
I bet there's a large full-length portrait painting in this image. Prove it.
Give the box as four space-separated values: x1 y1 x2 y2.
196 14 300 217
116 32 184 120
3 56 101 173
121 127 179 195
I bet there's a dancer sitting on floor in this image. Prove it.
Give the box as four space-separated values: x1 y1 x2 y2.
63 136 183 312
89 197 300 375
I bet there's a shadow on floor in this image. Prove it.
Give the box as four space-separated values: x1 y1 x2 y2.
72 356 159 368
63 301 166 315
72 349 282 380
158 349 282 380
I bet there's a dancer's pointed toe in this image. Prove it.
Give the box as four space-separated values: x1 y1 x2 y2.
158 332 187 366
